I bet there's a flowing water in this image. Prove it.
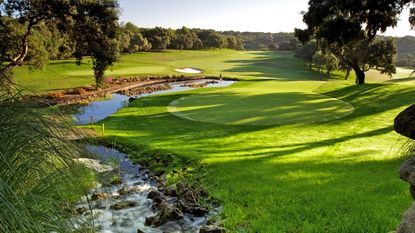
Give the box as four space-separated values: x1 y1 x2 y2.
74 145 214 233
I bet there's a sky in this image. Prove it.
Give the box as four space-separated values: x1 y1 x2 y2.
119 0 415 37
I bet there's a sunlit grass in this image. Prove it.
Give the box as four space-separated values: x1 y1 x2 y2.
90 51 415 232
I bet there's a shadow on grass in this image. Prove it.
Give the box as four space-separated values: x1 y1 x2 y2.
202 154 409 232
169 91 353 125
386 77 415 83
223 51 323 81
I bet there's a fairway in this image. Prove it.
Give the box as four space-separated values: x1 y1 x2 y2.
168 80 354 125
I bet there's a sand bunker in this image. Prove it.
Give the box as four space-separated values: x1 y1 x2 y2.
175 67 204 74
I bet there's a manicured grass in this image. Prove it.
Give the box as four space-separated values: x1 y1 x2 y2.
14 50 273 93
169 80 354 125
78 51 415 232
13 49 412 93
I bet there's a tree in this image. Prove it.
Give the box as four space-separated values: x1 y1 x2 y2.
72 1 120 88
130 33 151 52
312 52 325 72
313 51 338 78
0 0 120 89
296 0 412 84
172 27 195 50
323 52 338 78
295 41 317 69
205 33 222 49
268 43 278 51
143 27 172 51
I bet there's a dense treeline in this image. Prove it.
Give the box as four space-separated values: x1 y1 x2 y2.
295 35 415 78
5 19 413 73
20 22 301 64
395 36 415 67
120 24 299 52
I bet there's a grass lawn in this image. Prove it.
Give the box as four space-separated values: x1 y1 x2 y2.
75 51 414 232
15 50 415 232
168 80 354 125
14 50 274 93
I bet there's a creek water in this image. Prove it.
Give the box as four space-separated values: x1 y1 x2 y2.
73 79 233 232
74 145 212 233
74 79 235 125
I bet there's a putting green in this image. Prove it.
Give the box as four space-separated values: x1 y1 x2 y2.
168 80 354 125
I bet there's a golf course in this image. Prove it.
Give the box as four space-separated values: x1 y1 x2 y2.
13 50 415 232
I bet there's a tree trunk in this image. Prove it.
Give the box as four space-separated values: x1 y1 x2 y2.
309 63 312 70
94 70 106 89
351 65 365 84
327 69 331 78
344 67 351 80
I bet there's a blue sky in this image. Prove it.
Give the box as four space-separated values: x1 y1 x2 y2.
119 0 414 36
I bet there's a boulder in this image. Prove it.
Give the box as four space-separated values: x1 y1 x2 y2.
397 202 415 233
399 157 415 199
199 224 225 233
148 190 166 208
75 207 88 215
91 192 109 201
110 201 136 210
118 187 132 196
395 105 415 140
399 157 415 186
178 200 209 217
145 204 184 227
164 185 179 197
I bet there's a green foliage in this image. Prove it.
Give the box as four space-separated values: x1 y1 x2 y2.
72 0 120 88
297 0 412 84
118 22 151 53
0 17 26 64
142 27 172 51
0 98 95 232
295 41 317 64
0 0 121 88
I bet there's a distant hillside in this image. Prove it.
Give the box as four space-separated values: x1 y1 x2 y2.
396 36 415 68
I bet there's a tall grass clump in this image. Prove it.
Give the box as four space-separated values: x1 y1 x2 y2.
0 87 95 232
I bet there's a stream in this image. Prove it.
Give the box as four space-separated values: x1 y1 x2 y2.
74 79 235 125
73 79 234 232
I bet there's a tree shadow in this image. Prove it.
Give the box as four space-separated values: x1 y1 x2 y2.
222 51 323 81
169 91 353 126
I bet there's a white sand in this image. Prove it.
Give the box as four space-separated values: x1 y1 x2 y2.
175 67 203 74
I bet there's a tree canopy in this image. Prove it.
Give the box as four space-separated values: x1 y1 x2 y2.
0 0 120 89
296 0 414 84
